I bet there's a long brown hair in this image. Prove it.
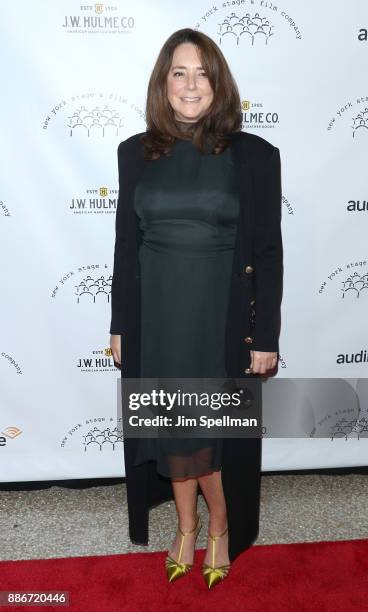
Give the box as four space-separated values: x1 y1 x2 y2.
140 28 242 160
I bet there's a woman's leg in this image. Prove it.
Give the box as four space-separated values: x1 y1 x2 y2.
197 470 230 566
168 470 230 566
168 477 199 564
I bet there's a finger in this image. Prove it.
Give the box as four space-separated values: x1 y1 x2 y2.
254 366 267 375
252 360 270 374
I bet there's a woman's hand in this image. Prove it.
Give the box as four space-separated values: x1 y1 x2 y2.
250 350 277 374
110 334 122 367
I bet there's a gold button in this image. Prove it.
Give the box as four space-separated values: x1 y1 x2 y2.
244 336 253 344
244 368 253 374
245 265 254 273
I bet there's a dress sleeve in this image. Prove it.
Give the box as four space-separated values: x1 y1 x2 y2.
109 141 129 335
251 146 283 353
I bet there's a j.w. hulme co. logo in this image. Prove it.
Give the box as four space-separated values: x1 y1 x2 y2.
241 100 279 129
69 186 118 215
62 4 135 34
76 347 117 374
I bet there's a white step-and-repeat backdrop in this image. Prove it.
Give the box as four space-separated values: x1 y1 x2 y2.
1 1 367 481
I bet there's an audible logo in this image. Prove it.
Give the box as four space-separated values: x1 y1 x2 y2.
0 426 23 448
336 350 368 365
2 426 22 438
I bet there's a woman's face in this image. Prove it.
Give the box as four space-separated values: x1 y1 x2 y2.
166 42 214 123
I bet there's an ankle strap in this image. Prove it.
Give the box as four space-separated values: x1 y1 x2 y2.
208 525 228 541
177 514 201 564
178 514 200 537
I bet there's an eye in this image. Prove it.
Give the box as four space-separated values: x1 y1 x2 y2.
198 71 208 77
173 71 184 77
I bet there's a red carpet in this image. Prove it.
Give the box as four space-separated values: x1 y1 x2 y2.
0 539 367 611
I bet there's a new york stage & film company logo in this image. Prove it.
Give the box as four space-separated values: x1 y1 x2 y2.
318 259 368 300
62 4 135 35
42 92 144 136
50 264 112 302
308 380 368 440
77 347 117 373
1 350 23 375
69 187 118 215
327 96 368 138
318 259 368 368
194 1 302 43
241 100 279 130
60 417 123 451
310 407 368 440
0 198 10 217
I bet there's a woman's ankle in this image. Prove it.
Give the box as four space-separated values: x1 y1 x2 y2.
208 515 228 534
178 512 199 532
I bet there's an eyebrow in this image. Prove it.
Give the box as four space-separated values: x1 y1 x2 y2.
170 65 204 70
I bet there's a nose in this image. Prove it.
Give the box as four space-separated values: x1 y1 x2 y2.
185 73 197 90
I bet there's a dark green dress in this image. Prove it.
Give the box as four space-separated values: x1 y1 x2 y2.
132 123 240 479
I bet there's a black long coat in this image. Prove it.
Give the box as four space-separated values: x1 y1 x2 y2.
110 129 283 562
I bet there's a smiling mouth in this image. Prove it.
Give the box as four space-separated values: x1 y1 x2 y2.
181 97 201 102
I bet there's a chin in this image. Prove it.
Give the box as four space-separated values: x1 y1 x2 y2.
180 116 200 122
176 109 204 122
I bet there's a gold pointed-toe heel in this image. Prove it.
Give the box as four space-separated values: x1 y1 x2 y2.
165 513 202 583
202 525 231 589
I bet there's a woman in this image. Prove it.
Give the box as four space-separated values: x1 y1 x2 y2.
110 28 283 588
